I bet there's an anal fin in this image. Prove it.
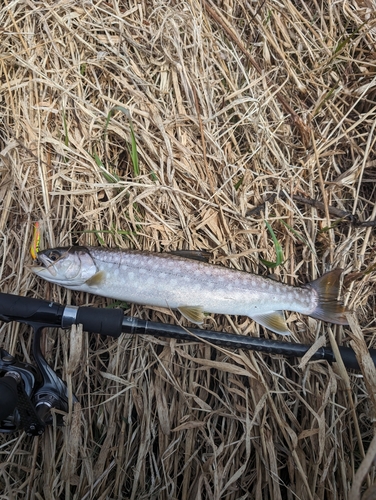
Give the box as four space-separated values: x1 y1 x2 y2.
178 306 205 324
250 311 290 335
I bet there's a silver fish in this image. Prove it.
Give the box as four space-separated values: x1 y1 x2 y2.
31 246 348 335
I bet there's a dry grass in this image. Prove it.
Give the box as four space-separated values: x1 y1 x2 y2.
0 0 376 498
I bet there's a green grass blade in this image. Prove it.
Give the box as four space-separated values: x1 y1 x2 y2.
319 219 344 232
62 109 69 147
260 220 284 269
129 121 139 176
92 152 120 183
281 220 316 255
106 300 130 309
333 25 361 55
104 106 139 176
234 176 244 191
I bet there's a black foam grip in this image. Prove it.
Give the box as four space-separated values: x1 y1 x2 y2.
75 307 124 337
0 293 64 326
0 377 19 421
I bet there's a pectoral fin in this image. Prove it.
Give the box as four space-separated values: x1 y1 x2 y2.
250 311 290 335
178 306 205 324
85 270 106 287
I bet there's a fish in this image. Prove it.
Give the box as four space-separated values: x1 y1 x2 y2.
31 246 349 335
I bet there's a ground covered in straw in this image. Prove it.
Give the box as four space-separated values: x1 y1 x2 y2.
0 1 376 499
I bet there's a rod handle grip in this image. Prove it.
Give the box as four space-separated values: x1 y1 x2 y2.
75 307 124 337
0 292 64 325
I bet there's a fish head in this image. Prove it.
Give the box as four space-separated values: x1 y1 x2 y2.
32 247 98 286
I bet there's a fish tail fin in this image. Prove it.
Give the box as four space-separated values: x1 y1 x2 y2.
307 269 349 325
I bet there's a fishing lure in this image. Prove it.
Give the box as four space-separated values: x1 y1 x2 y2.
30 222 41 260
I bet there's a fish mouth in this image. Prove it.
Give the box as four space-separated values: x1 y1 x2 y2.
31 263 58 279
31 263 76 286
32 254 56 274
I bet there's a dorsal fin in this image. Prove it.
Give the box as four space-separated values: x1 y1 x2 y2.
169 250 211 263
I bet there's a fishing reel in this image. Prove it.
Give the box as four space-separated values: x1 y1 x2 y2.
0 325 74 436
0 292 124 436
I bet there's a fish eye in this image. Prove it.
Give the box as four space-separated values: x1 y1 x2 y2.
48 251 61 262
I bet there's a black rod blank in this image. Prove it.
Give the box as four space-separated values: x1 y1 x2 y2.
121 316 371 371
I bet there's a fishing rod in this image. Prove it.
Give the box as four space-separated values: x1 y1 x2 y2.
0 292 373 435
